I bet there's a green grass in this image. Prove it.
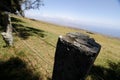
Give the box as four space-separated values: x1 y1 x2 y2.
0 15 120 80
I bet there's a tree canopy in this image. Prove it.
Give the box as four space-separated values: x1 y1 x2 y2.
0 0 43 15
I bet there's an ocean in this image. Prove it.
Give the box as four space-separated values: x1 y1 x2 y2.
77 25 120 38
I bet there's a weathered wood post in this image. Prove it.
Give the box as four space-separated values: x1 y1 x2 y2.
52 32 101 80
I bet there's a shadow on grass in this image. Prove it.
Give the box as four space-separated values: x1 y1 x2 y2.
88 61 120 80
0 17 46 39
11 17 25 23
0 16 24 32
0 57 42 80
12 23 46 40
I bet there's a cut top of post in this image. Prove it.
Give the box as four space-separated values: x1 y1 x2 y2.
59 32 101 57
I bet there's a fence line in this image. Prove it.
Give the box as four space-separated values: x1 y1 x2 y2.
37 36 56 48
13 27 53 75
22 40 53 66
34 34 55 59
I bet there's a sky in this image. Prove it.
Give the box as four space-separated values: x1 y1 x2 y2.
25 0 120 37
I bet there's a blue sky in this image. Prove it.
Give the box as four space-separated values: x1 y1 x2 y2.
25 0 120 37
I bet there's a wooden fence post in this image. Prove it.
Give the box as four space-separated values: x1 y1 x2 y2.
52 32 101 80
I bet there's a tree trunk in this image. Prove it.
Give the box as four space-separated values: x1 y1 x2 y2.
1 12 13 46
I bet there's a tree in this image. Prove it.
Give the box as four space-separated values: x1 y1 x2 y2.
0 0 43 15
0 0 43 46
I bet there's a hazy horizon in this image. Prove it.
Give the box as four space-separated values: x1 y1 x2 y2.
24 0 120 38
26 16 120 38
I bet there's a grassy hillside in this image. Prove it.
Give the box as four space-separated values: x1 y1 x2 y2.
0 15 120 80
